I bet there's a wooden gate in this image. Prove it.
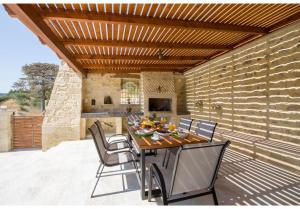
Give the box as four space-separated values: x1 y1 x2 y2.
12 116 43 149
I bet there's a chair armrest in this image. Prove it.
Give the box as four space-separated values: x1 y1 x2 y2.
109 150 139 161
109 139 132 149
149 163 168 204
108 134 128 142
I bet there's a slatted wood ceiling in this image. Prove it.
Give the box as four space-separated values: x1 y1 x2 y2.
4 4 300 75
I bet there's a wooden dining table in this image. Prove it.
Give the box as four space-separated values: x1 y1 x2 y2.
127 125 208 200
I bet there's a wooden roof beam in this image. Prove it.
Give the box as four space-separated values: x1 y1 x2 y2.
85 68 184 73
63 39 231 51
83 64 193 69
76 55 209 61
268 12 300 32
4 4 84 76
42 9 267 35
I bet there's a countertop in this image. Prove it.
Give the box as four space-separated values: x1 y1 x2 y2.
81 111 144 118
81 111 190 118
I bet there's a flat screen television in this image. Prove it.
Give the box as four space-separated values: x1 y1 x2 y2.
148 98 171 111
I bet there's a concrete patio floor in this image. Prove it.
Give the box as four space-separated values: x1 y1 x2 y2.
0 138 299 205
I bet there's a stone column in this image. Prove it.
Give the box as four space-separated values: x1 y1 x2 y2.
42 62 82 151
0 111 12 152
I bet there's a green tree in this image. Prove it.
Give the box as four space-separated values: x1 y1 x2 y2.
13 63 59 111
12 78 28 92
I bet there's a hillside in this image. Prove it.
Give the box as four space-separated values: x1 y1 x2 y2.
0 98 42 116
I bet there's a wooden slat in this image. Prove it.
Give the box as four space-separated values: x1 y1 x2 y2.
268 11 300 32
63 39 232 50
86 68 184 73
12 116 43 149
41 9 268 34
83 63 193 68
5 4 300 75
76 54 209 61
3 4 84 75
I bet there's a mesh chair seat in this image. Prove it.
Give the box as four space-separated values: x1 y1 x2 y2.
107 140 131 151
88 124 139 198
162 118 193 168
163 120 218 169
148 141 230 205
95 120 132 151
104 151 138 166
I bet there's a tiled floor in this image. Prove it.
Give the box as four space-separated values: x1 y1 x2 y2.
0 138 299 205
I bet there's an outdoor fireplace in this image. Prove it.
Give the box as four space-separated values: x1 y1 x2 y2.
148 98 172 112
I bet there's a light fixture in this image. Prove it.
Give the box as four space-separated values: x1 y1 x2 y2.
157 49 164 60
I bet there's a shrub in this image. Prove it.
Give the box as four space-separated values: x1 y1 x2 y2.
0 96 10 103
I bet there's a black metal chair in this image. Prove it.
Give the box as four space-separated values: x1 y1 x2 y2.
89 124 139 198
178 118 193 131
162 118 193 168
195 120 218 142
95 120 132 151
148 140 230 205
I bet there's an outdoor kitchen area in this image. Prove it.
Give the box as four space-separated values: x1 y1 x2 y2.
1 3 299 206
80 71 189 137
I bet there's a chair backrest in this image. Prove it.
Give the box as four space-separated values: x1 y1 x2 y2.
88 124 107 164
178 118 193 131
169 140 230 196
195 120 217 142
95 120 110 149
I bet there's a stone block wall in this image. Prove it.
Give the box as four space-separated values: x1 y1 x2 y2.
82 73 140 112
0 111 12 152
184 21 300 173
174 74 187 114
141 72 179 115
42 62 82 151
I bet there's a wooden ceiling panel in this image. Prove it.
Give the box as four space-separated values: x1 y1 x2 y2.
5 3 300 74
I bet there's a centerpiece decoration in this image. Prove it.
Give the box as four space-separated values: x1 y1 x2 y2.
135 113 180 138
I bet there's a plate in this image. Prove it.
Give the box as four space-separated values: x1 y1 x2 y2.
151 136 160 141
135 129 154 136
155 130 171 136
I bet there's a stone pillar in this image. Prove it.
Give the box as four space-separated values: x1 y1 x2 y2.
115 117 122 134
0 111 12 152
42 62 82 151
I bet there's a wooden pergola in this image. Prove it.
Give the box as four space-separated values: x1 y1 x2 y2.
4 4 300 76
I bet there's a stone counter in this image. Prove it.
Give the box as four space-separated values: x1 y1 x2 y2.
81 111 143 118
80 111 143 139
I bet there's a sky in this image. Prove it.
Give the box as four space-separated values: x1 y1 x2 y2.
0 5 60 93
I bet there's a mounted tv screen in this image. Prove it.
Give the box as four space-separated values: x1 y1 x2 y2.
149 98 171 111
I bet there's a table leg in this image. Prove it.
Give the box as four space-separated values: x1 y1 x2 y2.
141 149 146 200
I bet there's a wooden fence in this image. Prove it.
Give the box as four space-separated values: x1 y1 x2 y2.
12 116 43 149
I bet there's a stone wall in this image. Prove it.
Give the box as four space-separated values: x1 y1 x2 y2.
184 21 300 174
42 62 82 151
81 73 141 136
141 72 184 115
82 73 140 112
0 111 12 152
174 74 187 114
